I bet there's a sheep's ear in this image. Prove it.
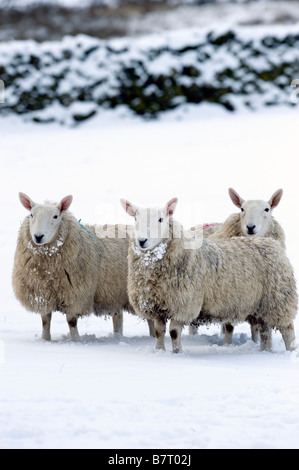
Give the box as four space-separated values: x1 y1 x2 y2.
19 192 36 211
58 195 73 213
269 189 283 209
228 188 245 208
165 198 178 216
120 199 137 217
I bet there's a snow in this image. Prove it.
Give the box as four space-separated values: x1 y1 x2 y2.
27 237 64 255
132 242 168 267
1 105 299 449
126 1 299 36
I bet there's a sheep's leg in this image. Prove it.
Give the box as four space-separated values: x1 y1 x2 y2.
251 325 260 343
259 322 272 352
41 312 52 341
189 324 198 335
169 319 183 354
67 314 80 342
112 311 123 337
247 316 259 342
223 323 234 345
154 318 166 350
147 319 156 338
279 322 296 351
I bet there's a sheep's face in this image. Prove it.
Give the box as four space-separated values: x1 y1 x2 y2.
133 207 172 251
29 204 63 245
229 188 283 237
19 193 73 246
121 198 178 251
239 200 273 237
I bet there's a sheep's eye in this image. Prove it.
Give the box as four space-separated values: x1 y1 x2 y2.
30 213 33 218
158 218 164 223
265 208 270 212
241 208 244 212
53 215 58 219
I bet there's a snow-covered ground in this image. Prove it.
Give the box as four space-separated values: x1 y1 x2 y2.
127 1 299 35
1 1 299 42
1 105 299 449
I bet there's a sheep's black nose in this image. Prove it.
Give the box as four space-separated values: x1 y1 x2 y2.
246 224 256 235
35 234 44 244
138 238 148 248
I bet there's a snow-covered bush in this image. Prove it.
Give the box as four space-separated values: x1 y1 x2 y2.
0 26 298 124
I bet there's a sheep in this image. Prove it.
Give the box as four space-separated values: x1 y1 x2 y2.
190 188 285 343
188 223 221 335
12 192 154 341
121 197 297 354
209 187 285 245
190 188 284 244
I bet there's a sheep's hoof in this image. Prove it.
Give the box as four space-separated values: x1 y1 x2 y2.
113 331 123 337
70 335 81 343
42 334 51 341
172 345 182 354
259 345 272 352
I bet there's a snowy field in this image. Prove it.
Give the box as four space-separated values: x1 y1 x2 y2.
1 105 299 449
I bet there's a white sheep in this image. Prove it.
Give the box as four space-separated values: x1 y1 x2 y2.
121 197 297 354
209 187 285 243
12 193 153 341
190 188 285 343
